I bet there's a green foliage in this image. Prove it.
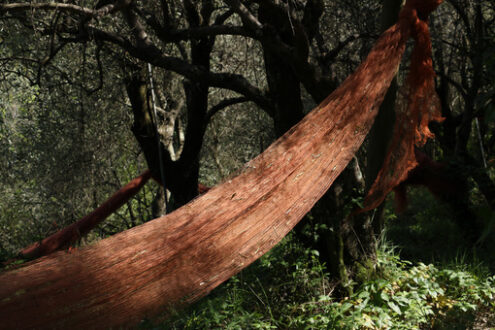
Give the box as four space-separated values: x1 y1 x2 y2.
143 236 495 329
142 235 330 329
328 245 495 329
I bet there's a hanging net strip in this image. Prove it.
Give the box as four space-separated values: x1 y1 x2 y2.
20 170 152 259
362 0 444 211
0 0 442 328
19 171 210 260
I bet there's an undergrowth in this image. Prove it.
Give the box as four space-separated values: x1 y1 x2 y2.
142 235 495 329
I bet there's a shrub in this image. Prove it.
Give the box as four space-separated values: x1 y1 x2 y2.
146 237 495 329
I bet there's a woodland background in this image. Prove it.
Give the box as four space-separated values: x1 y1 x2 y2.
0 0 494 328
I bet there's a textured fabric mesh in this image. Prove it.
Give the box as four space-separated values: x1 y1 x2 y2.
362 0 444 211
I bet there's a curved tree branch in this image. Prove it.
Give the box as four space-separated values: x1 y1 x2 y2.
160 25 254 42
0 0 132 18
1 2 274 115
85 25 273 113
206 96 248 122
222 0 263 32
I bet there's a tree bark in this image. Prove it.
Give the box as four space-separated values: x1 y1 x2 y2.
365 0 404 211
258 2 304 136
171 3 215 208
123 3 216 210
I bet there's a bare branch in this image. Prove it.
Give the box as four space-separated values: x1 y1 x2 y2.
122 6 151 47
135 6 251 43
223 0 263 32
320 33 375 66
2 2 272 113
214 9 234 25
0 56 38 63
161 25 253 42
0 1 132 18
85 26 273 113
437 72 468 99
206 97 248 121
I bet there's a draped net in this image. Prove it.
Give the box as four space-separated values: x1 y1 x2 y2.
362 0 444 212
0 1 443 328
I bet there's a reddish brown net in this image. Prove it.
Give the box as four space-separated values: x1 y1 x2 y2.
362 0 444 211
18 172 210 260
20 170 152 259
0 1 443 328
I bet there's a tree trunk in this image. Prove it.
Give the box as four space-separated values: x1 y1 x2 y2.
171 33 214 208
364 0 404 232
257 0 404 284
124 32 215 210
315 0 404 285
125 70 172 183
258 2 304 136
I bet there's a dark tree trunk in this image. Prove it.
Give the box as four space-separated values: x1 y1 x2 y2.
124 68 202 211
124 2 216 210
309 159 374 294
124 70 174 185
258 2 304 136
172 24 214 209
363 0 404 237
310 0 405 289
432 14 490 240
256 1 388 286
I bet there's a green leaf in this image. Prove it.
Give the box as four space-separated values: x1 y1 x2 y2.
387 301 402 315
358 291 370 299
